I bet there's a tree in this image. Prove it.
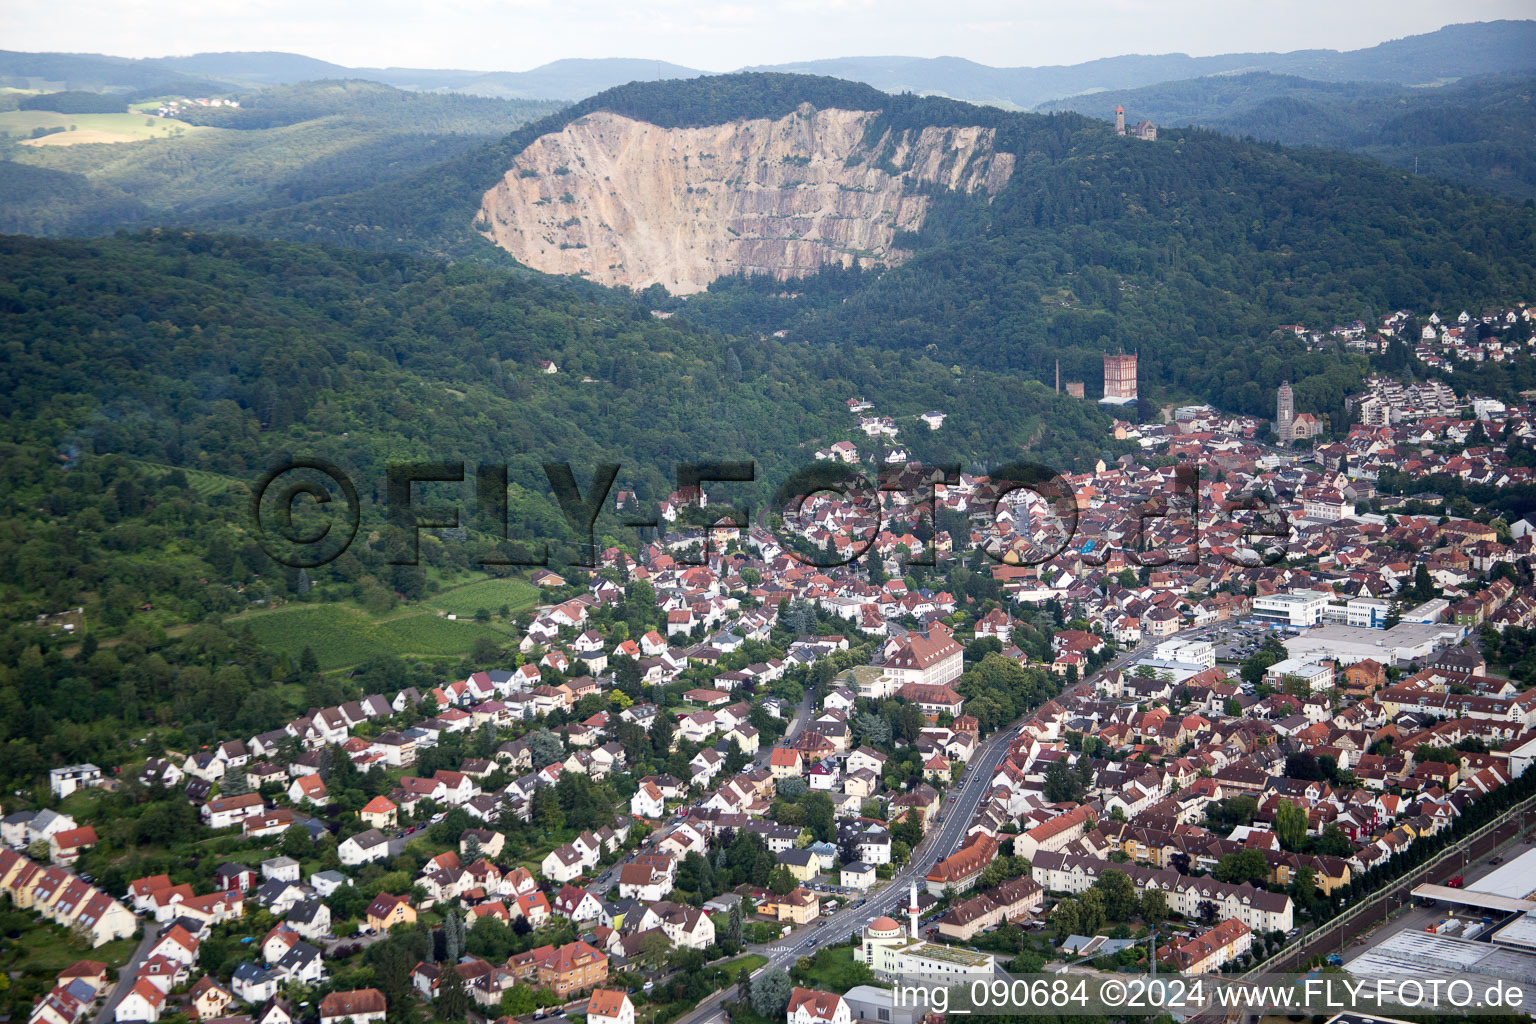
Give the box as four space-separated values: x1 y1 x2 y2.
727 900 744 947
1274 799 1307 851
527 729 564 768
802 792 835 843
776 777 808 799
852 711 891 746
281 824 311 859
1139 888 1168 929
1078 888 1107 935
1095 869 1137 922
501 984 537 1016
443 909 467 964
1412 561 1438 601
1050 898 1080 941
768 866 796 895
750 968 793 1017
1043 761 1085 803
638 930 671 966
1213 849 1268 886
438 963 471 1020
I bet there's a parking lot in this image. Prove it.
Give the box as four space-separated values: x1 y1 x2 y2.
1211 622 1295 663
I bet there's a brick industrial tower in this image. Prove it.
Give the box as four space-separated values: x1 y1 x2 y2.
1101 352 1138 405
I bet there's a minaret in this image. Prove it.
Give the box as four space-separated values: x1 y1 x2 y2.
1115 104 1126 135
908 880 920 938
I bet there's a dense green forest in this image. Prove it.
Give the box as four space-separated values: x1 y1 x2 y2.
16 89 128 113
0 229 1115 781
1037 71 1536 200
0 80 562 235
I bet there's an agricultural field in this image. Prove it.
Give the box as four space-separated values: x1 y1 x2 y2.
236 602 512 670
426 577 541 618
123 458 245 499
0 109 205 145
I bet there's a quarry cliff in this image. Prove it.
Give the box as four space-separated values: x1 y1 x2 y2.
475 102 1014 293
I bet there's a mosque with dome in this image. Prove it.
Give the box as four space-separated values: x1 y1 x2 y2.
854 882 998 981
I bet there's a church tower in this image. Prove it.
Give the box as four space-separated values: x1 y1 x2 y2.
1115 104 1126 135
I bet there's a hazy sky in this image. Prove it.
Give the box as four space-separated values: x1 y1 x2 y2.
5 0 1532 71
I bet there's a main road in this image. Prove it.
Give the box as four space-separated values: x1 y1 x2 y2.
636 628 1210 1024
664 717 1021 1024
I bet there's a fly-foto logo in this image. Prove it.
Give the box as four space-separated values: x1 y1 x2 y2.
249 459 1288 570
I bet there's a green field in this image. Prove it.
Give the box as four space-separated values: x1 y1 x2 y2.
3 926 136 976
237 602 512 670
427 577 540 618
0 109 205 144
719 952 769 975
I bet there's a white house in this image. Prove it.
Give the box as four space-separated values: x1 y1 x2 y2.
49 764 103 799
787 988 851 1024
115 980 167 1023
587 990 635 1024
338 829 391 867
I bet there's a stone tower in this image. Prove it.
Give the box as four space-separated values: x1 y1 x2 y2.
1115 104 1126 135
1276 380 1295 441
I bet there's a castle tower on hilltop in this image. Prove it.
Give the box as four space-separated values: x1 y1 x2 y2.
1276 380 1295 441
1114 104 1157 140
1101 351 1138 405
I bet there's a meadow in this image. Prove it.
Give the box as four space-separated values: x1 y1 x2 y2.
426 577 541 618
236 602 515 670
0 109 203 144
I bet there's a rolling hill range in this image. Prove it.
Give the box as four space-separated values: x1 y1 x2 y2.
1036 71 1536 200
0 81 561 235
4 20 1535 104
744 20 1536 108
192 72 1536 426
4 69 1536 431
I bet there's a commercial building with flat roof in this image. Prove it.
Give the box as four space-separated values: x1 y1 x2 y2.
1345 930 1536 1008
1466 849 1536 901
1252 590 1331 627
1283 622 1464 666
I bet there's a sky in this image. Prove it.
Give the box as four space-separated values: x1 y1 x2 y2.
4 0 1533 72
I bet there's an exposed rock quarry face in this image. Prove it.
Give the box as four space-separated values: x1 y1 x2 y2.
476 103 1014 294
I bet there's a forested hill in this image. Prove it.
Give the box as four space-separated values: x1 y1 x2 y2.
0 80 562 237
1036 71 1536 201
216 72 1536 423
221 73 905 258
0 228 1111 589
